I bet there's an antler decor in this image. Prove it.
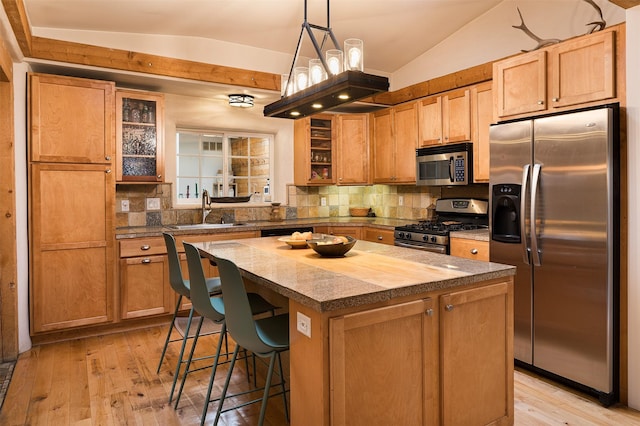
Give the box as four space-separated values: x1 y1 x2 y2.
513 7 561 53
583 0 606 34
513 0 607 52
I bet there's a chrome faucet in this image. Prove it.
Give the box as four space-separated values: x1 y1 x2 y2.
202 189 212 223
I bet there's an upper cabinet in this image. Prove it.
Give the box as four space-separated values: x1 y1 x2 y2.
294 114 336 185
494 27 617 120
116 90 165 183
371 102 418 184
471 82 493 182
418 88 471 147
29 73 115 164
336 114 370 185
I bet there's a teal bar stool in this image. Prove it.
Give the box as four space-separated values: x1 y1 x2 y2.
182 242 279 423
211 254 289 426
157 232 223 404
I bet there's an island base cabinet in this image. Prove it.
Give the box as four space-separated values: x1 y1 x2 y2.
440 281 514 426
330 299 437 426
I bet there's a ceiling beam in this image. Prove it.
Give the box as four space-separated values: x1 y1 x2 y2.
1 0 31 56
608 0 640 8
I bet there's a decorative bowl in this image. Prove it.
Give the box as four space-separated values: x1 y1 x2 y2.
349 207 370 217
306 235 357 257
277 237 310 249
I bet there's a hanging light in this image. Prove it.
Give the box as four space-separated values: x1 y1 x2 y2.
263 0 388 119
228 94 254 108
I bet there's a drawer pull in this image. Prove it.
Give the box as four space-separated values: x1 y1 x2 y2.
445 304 454 312
377 236 383 240
470 248 478 255
141 245 151 251
141 258 151 264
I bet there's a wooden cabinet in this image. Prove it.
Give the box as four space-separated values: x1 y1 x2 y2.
327 278 513 426
362 227 395 245
30 163 115 333
494 28 617 120
116 89 165 182
418 88 471 147
440 281 513 425
336 114 369 185
450 237 489 261
29 73 114 164
314 226 361 239
371 102 417 184
294 114 335 185
28 73 116 334
119 237 172 319
330 299 438 425
471 82 493 182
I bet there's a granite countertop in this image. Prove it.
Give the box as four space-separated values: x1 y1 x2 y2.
449 228 490 242
194 236 515 312
116 217 414 239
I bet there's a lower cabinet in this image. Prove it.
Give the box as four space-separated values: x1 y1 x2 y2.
362 227 395 245
314 225 362 239
328 280 513 425
450 237 489 261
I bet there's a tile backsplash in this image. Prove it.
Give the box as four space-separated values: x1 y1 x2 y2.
115 183 489 227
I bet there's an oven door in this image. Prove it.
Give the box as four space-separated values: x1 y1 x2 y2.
394 240 448 254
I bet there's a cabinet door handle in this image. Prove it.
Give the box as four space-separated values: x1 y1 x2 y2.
141 245 151 251
537 100 544 105
105 156 111 161
552 97 559 102
105 169 111 174
445 304 454 312
157 174 162 179
470 248 478 255
141 258 151 264
425 308 434 316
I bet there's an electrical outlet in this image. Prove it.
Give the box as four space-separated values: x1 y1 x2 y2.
120 199 129 212
296 311 311 338
321 197 327 206
399 196 404 206
146 197 160 210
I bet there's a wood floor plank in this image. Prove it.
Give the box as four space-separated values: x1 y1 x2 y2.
2 326 640 425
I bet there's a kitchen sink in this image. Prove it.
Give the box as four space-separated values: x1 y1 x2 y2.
167 223 249 230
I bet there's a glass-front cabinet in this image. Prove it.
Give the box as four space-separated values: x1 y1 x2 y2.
116 90 164 182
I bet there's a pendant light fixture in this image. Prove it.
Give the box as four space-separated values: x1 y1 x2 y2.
263 0 389 119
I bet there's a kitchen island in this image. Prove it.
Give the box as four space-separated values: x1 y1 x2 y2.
193 236 516 426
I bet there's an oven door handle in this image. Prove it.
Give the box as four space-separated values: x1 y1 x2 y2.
448 156 454 183
394 241 448 254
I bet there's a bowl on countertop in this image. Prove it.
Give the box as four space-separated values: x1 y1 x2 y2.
306 235 357 257
349 207 370 217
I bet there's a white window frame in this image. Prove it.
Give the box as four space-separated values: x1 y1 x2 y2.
175 128 274 206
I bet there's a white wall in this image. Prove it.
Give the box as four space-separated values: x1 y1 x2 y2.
625 5 640 411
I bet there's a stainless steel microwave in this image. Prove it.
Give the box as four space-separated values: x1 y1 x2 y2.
416 142 473 186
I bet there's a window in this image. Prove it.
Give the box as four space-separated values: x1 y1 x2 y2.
176 129 272 204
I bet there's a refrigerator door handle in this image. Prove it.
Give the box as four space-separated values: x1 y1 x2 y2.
530 163 542 266
521 164 531 265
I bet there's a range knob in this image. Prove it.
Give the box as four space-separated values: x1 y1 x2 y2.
398 232 405 239
430 236 438 243
405 233 412 240
422 235 428 242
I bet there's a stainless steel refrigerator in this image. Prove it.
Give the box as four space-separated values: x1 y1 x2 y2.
489 105 619 405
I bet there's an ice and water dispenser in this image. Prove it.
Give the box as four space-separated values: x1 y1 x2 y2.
491 184 521 243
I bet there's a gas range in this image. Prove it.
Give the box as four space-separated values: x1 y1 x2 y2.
394 198 488 254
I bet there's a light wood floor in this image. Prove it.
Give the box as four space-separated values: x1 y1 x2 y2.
1 325 639 426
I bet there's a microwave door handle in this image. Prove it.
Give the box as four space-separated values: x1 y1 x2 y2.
530 163 542 266
448 156 454 183
521 164 531 265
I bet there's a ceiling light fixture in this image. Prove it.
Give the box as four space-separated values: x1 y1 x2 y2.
263 0 389 119
228 94 254 108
